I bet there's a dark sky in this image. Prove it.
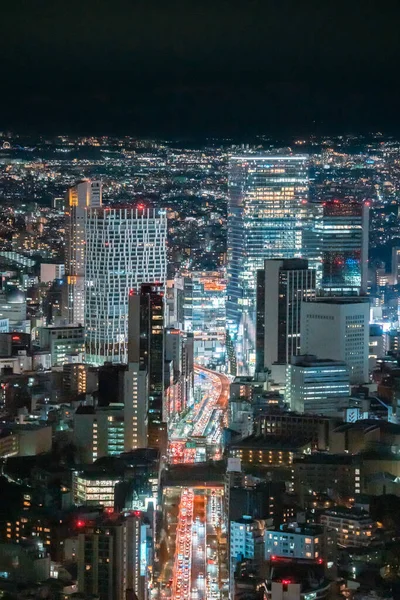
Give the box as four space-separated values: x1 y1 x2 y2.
2 0 400 138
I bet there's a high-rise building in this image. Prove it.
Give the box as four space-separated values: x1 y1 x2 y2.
64 180 102 325
164 328 194 422
127 284 165 450
77 512 153 600
85 207 167 365
319 200 369 294
124 363 149 451
300 298 370 384
174 270 226 367
227 155 319 374
255 259 316 380
285 355 350 414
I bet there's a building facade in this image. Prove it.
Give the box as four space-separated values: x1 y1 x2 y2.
286 355 350 414
175 270 226 367
230 516 265 597
128 284 165 449
77 513 152 600
320 508 374 547
265 523 328 561
38 325 84 366
73 405 125 463
73 472 120 507
293 454 361 500
319 200 369 295
226 155 319 374
85 207 167 365
300 298 370 384
64 180 102 325
256 259 316 374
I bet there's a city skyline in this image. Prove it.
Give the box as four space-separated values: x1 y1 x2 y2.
2 0 400 595
1 133 400 600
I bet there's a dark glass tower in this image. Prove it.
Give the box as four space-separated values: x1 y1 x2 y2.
128 283 165 449
256 259 316 374
319 200 369 295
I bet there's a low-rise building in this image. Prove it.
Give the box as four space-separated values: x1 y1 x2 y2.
320 507 375 547
38 325 84 367
286 355 350 415
254 408 333 451
73 471 121 508
230 516 265 598
265 522 335 562
0 423 52 457
293 454 361 500
73 404 125 463
228 435 311 468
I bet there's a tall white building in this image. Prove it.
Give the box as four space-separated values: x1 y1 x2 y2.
65 180 102 325
226 155 320 374
300 298 370 384
85 207 167 365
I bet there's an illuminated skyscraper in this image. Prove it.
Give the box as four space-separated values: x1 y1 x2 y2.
85 207 167 365
227 155 318 373
174 270 226 367
319 200 369 294
64 180 102 325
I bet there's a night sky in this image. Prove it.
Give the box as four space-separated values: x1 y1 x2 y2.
2 0 400 138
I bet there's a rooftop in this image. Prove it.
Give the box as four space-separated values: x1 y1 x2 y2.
321 506 373 520
309 297 370 305
229 435 311 451
333 419 400 435
293 453 358 465
267 522 325 535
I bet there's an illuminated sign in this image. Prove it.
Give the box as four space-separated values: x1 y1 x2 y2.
140 524 147 576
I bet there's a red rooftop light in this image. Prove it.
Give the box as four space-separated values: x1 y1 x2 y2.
76 520 85 528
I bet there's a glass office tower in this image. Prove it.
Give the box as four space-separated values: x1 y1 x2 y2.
319 199 369 295
227 155 319 374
